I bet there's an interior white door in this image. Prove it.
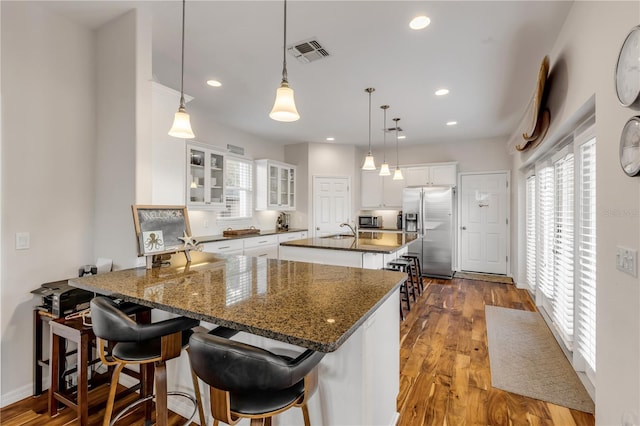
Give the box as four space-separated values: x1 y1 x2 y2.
313 177 351 237
459 172 508 274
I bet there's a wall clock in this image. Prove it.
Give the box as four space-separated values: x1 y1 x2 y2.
615 25 640 107
620 116 640 176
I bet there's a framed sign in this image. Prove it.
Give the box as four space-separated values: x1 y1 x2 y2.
131 205 192 257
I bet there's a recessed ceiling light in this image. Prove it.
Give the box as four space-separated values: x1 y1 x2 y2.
446 121 458 126
435 88 450 96
398 135 407 140
409 15 431 30
206 80 222 87
326 137 335 141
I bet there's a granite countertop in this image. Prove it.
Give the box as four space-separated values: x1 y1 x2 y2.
70 251 405 353
280 232 418 254
196 228 308 244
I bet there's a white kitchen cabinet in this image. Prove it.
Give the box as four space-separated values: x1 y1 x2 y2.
200 239 244 255
243 235 279 259
255 159 296 211
186 143 225 209
361 170 404 209
404 163 457 187
277 231 308 243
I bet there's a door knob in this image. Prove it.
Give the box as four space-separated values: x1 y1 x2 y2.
316 227 320 230
461 226 466 230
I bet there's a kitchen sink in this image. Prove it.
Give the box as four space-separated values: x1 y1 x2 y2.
321 234 355 239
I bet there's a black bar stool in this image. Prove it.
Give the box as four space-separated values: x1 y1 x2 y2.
188 332 325 426
382 268 410 320
401 253 424 295
90 296 201 426
388 260 417 303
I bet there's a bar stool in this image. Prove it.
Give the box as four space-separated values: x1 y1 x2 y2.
388 260 417 303
401 253 424 295
90 296 201 426
382 268 410 320
188 332 325 426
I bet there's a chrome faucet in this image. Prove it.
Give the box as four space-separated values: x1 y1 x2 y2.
340 222 358 239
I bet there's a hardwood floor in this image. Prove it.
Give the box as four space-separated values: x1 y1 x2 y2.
397 278 595 426
1 277 595 425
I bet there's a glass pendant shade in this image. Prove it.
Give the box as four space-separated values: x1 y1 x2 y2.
379 162 391 176
269 82 300 122
363 153 376 170
393 167 404 180
169 108 195 139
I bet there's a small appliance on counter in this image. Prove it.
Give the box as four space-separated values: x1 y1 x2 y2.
358 215 382 229
276 212 290 231
31 280 94 318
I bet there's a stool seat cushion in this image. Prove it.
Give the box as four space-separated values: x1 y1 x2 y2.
230 373 304 415
113 329 192 362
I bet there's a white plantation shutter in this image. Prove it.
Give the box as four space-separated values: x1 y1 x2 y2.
552 150 575 349
218 157 253 219
537 165 555 300
576 137 596 377
525 175 537 291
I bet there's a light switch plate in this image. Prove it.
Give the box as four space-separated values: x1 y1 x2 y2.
15 232 30 250
616 246 637 277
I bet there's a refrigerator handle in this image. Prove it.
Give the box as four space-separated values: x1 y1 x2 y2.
419 190 425 236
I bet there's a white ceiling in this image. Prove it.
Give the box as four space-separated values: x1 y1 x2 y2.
36 0 573 147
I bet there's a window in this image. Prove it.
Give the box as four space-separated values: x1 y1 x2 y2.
524 118 596 388
576 137 596 381
525 175 537 291
218 156 253 219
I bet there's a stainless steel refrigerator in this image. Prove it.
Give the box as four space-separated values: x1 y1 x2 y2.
403 186 455 279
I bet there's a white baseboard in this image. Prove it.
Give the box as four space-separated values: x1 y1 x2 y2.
1 383 33 408
389 411 400 425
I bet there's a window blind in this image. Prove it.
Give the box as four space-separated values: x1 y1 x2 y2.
552 151 575 349
219 157 253 219
537 165 555 300
525 175 537 292
576 138 596 376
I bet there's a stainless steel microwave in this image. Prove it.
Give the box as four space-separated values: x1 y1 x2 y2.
358 215 382 228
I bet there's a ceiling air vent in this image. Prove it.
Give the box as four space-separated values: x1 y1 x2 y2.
287 38 330 64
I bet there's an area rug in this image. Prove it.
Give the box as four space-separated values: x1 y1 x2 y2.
485 305 594 413
454 271 513 284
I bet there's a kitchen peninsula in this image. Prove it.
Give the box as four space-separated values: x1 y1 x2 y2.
280 231 418 269
70 251 405 425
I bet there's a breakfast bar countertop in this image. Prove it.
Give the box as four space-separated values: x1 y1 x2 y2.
279 231 418 254
69 251 405 353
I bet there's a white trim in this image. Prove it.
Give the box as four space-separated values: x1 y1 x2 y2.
0 383 32 408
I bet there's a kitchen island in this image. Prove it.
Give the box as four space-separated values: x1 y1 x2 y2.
279 231 418 269
70 251 405 425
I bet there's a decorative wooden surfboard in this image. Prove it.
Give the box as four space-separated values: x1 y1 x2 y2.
517 56 551 152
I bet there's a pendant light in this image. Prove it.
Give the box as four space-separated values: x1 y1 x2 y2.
379 105 391 176
269 0 300 122
393 117 404 180
168 0 195 139
362 87 376 170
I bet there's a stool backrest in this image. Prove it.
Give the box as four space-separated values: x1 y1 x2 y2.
189 333 324 393
90 297 140 342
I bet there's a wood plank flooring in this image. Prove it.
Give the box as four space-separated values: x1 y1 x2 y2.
1 277 595 425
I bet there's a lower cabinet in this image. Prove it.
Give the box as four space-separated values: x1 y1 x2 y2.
200 231 308 260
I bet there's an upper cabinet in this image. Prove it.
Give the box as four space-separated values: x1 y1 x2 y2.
186 142 225 209
256 159 296 211
361 170 404 209
404 163 457 187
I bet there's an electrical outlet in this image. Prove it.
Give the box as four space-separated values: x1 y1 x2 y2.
616 246 637 277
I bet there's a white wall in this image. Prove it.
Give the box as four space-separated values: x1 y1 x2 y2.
509 2 640 423
0 2 96 405
94 9 151 270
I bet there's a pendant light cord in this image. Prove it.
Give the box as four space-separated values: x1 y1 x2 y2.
179 0 186 109
368 90 372 154
394 118 400 167
381 105 389 162
281 0 288 84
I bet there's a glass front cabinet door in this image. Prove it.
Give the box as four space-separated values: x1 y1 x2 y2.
187 143 225 209
256 159 296 211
